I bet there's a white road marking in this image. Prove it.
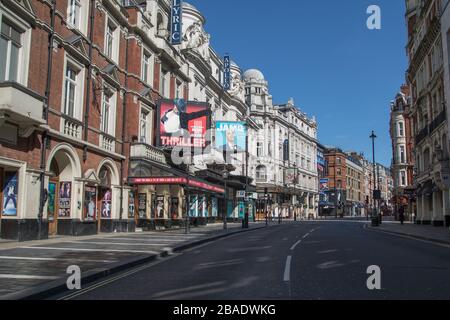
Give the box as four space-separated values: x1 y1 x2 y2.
290 240 302 251
302 233 310 239
284 256 292 282
0 274 60 280
64 241 172 247
103 238 187 242
0 256 116 263
20 247 158 254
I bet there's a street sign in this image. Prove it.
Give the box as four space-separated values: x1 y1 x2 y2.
236 190 246 198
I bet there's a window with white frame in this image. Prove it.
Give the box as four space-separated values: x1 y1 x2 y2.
141 50 153 85
101 87 116 136
62 58 84 119
256 166 267 182
105 18 119 62
176 79 183 99
0 18 23 82
400 171 406 186
160 68 169 97
257 141 262 157
67 0 81 29
398 121 404 137
64 66 77 117
399 145 406 164
139 105 152 144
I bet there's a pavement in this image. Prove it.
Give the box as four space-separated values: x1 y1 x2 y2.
367 221 450 245
46 220 450 300
0 222 266 300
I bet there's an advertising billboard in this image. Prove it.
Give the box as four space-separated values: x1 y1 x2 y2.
284 168 297 185
215 121 247 153
157 99 211 149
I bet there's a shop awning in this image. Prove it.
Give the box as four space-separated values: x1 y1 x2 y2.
129 176 225 194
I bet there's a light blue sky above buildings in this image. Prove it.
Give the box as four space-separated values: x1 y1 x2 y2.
187 0 407 166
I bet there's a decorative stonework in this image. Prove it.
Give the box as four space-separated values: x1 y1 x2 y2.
182 21 210 61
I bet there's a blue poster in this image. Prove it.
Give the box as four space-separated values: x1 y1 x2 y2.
2 172 18 216
170 0 182 45
211 197 218 217
215 121 247 153
238 201 245 219
189 195 198 217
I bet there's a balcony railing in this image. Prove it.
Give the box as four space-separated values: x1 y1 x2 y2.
415 125 429 145
100 134 115 152
61 115 82 139
429 110 447 134
130 143 167 165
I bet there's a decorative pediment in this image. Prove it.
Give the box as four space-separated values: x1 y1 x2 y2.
16 0 34 14
102 64 120 88
64 35 89 64
1 0 36 22
83 169 100 185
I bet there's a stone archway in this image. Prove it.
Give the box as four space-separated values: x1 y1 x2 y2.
46 144 82 235
96 159 120 231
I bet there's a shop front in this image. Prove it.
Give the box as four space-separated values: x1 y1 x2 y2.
0 156 34 241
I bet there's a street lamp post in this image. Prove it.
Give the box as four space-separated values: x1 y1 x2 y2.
264 187 268 226
222 168 228 230
293 163 297 221
185 186 190 234
370 131 379 225
244 122 249 229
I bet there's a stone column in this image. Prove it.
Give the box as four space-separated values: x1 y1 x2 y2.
419 195 425 224
432 190 444 226
443 190 450 227
423 194 432 225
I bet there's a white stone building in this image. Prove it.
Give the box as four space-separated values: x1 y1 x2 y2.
243 69 319 219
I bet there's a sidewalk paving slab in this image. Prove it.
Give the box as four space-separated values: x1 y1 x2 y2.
367 222 450 246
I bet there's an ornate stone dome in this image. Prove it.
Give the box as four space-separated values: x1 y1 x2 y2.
243 69 265 81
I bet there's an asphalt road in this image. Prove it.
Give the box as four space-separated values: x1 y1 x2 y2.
53 221 450 300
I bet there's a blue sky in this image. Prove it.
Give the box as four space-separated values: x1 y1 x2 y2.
187 0 407 166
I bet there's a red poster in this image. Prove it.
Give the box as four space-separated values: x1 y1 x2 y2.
157 99 211 148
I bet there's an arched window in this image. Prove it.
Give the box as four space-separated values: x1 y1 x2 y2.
256 165 267 183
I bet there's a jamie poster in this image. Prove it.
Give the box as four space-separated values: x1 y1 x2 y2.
215 121 247 153
157 99 211 148
2 172 18 216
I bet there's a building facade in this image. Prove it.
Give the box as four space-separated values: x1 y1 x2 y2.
0 0 323 241
244 70 319 220
390 85 416 220
323 148 347 217
406 0 450 226
345 153 365 216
